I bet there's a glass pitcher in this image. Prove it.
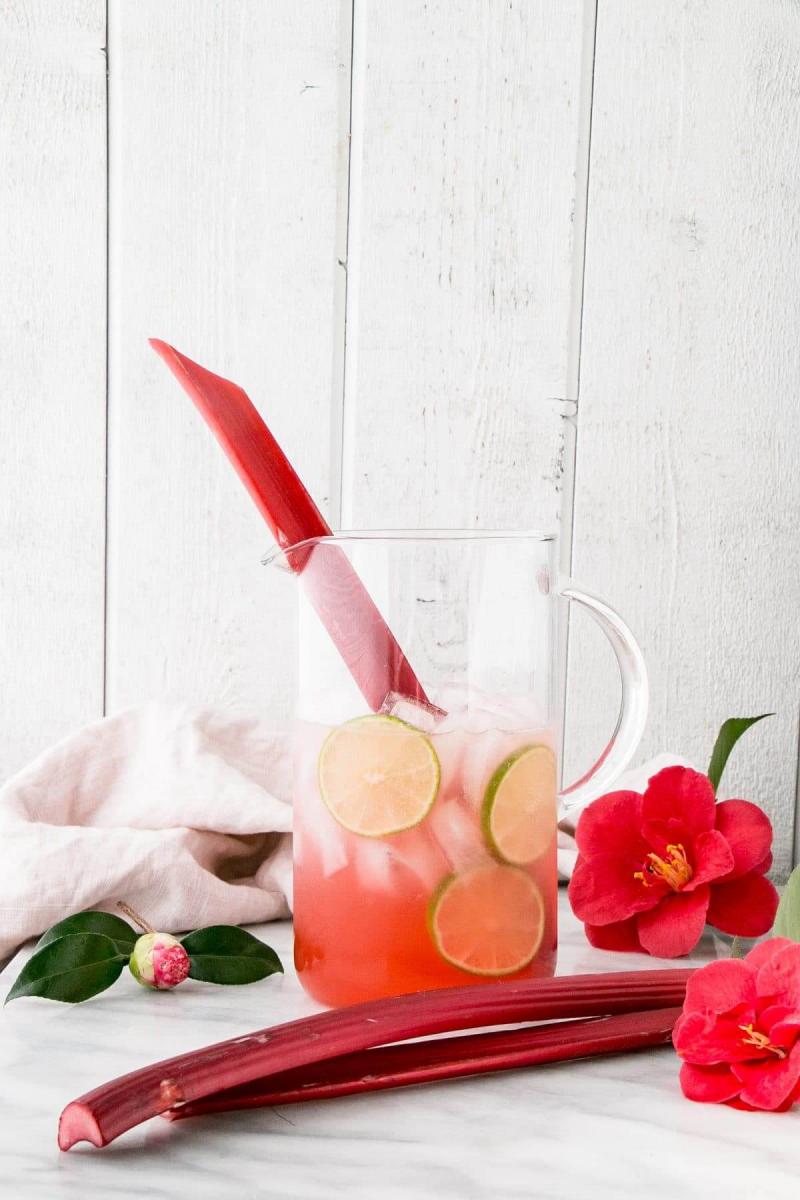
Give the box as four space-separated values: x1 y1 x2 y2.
267 531 648 1007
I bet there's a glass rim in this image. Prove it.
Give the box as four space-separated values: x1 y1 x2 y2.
262 528 557 566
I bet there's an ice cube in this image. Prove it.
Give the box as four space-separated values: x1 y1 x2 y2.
354 837 395 892
355 825 448 894
293 741 349 876
428 796 490 872
460 728 531 807
465 690 547 733
381 691 444 733
302 802 350 877
431 727 468 794
429 682 469 731
389 825 450 890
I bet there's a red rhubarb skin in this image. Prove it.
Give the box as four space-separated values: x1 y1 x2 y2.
166 1006 684 1119
149 339 433 712
58 970 690 1151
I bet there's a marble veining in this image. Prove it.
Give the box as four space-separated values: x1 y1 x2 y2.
0 896 796 1199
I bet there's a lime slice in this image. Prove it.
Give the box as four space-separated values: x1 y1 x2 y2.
428 863 545 976
481 744 557 865
318 715 440 837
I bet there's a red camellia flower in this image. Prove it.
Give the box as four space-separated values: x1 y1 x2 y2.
673 938 800 1111
568 766 778 957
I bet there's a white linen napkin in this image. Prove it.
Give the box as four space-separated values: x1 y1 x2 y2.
0 704 293 959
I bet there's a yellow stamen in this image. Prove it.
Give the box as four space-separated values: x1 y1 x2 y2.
739 1024 786 1059
634 843 693 891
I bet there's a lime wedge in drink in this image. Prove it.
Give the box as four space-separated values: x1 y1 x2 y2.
318 714 440 837
428 863 545 976
481 744 557 865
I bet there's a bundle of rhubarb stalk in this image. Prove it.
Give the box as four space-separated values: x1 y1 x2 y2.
59 967 691 1149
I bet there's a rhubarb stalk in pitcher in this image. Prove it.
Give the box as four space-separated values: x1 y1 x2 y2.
293 689 559 1007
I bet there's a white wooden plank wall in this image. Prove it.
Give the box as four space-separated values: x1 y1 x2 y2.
0 1 106 778
341 1 591 532
105 1 346 722
566 0 800 878
1 0 798 870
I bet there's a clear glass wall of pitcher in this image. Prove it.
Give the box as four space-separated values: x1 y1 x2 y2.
267 531 648 1007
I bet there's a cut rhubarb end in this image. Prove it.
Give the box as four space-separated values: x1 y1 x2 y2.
58 1103 106 1152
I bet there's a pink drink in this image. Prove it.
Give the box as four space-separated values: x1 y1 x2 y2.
293 693 558 1007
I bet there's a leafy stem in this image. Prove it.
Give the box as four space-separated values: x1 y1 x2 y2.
6 909 283 1006
707 714 773 794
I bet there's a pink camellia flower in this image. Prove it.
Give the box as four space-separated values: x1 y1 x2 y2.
674 938 800 1111
568 766 778 957
129 932 191 990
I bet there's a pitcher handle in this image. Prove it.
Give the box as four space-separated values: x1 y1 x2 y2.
558 584 649 811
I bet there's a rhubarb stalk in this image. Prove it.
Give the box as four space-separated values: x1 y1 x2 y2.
165 1006 683 1120
150 339 434 712
58 969 690 1150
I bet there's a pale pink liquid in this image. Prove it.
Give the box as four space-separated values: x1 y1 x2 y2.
293 707 558 1007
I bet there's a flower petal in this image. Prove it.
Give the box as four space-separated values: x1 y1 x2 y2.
636 886 710 958
683 830 735 891
753 850 773 875
723 1094 797 1112
679 1062 742 1104
733 1043 800 1111
672 1010 698 1050
682 958 757 1016
642 767 716 839
764 1009 800 1050
745 936 795 972
568 853 660 925
583 918 642 952
755 941 800 1009
713 800 774 880
574 790 646 858
673 1010 759 1064
641 817 691 856
706 871 780 937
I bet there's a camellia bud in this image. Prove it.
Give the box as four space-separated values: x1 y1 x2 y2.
129 932 191 990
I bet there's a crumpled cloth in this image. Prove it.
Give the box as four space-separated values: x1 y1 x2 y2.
0 699 690 960
0 704 293 959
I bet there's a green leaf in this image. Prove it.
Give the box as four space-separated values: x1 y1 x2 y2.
36 911 137 956
5 934 126 1004
772 865 800 942
181 926 283 985
729 936 745 959
707 714 773 794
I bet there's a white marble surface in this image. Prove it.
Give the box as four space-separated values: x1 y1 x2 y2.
1 895 796 1199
